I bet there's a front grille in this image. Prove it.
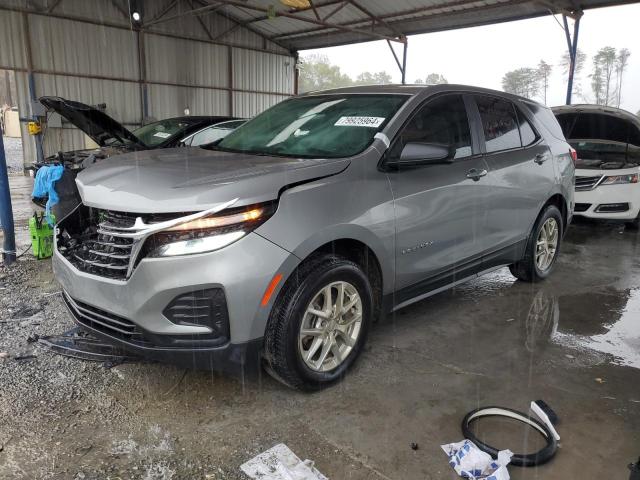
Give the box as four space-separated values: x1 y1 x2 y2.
575 175 603 191
574 203 592 213
62 291 143 341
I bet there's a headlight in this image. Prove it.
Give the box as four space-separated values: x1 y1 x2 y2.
144 202 276 257
601 174 638 185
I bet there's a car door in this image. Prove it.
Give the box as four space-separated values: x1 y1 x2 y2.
385 93 492 301
473 95 557 265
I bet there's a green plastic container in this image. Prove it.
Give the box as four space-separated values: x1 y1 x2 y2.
29 214 56 259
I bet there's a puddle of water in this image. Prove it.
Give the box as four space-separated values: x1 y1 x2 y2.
554 288 640 369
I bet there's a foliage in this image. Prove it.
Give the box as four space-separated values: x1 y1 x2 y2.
298 54 353 92
414 73 448 85
537 60 552 105
354 71 393 85
298 54 394 92
590 46 617 106
559 49 587 99
589 46 631 106
501 67 541 99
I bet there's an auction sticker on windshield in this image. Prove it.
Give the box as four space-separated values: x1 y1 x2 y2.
153 132 172 138
335 116 385 128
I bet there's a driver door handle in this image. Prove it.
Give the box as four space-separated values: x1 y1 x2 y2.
466 168 488 181
535 153 549 165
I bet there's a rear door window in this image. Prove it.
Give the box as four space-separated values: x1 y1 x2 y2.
475 96 521 153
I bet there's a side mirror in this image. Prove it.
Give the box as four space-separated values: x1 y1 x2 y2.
388 142 454 168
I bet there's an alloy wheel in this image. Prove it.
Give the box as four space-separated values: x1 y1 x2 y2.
298 281 363 372
536 218 559 271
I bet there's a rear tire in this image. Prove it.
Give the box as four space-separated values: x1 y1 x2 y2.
263 254 373 391
510 205 563 283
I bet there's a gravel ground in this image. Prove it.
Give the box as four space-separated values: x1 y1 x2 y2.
2 136 24 174
0 259 378 480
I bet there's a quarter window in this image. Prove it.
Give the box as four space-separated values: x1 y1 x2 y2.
476 96 521 153
516 108 538 146
393 94 473 159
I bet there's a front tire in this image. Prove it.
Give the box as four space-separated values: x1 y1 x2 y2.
263 255 372 391
510 205 563 282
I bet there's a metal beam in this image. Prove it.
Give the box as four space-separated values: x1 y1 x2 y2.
0 124 16 266
322 1 348 21
188 0 215 40
272 0 525 41
0 5 292 57
46 0 64 13
347 0 403 37
563 13 582 105
148 0 180 24
193 0 294 53
211 0 404 43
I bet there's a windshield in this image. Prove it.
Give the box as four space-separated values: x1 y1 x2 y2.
216 94 408 158
132 118 196 147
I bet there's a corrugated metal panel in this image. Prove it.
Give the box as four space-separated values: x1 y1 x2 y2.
0 10 27 69
34 74 141 125
233 50 294 94
145 33 228 87
14 71 35 167
46 0 131 26
41 128 87 157
147 84 230 119
144 2 289 54
233 92 288 118
29 15 139 80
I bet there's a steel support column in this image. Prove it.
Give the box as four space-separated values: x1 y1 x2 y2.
22 12 44 167
387 36 408 84
563 13 582 105
137 29 149 122
0 123 17 265
401 40 408 84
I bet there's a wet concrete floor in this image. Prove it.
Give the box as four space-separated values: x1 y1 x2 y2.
1 200 640 478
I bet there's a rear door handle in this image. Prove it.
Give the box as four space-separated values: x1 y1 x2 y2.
466 168 488 181
535 153 549 165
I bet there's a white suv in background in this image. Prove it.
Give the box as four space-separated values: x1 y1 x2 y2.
553 105 640 228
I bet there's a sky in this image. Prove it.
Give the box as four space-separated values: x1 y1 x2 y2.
301 3 640 114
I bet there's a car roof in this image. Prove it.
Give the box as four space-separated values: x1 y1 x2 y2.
301 83 545 106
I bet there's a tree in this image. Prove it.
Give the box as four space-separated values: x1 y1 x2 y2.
537 60 552 105
590 64 605 105
354 71 393 85
424 73 448 84
502 68 540 99
591 46 617 106
414 78 425 84
615 48 631 107
298 54 353 92
560 49 587 99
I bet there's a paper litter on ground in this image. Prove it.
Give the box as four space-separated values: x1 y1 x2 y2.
240 443 328 480
441 439 512 480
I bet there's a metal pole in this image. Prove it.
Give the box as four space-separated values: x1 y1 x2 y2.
22 12 44 166
564 14 581 105
0 122 17 265
401 38 408 85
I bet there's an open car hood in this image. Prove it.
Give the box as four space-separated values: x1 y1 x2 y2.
76 147 350 213
39 96 146 149
552 105 640 169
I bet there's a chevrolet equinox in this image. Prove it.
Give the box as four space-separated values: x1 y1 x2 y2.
53 85 574 390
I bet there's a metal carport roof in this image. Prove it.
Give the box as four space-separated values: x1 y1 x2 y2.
199 0 639 51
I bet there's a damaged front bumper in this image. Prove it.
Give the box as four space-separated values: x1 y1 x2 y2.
52 227 294 376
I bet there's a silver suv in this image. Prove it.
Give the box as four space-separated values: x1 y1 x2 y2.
53 85 574 390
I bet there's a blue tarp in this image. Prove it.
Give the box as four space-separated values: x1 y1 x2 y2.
32 165 64 225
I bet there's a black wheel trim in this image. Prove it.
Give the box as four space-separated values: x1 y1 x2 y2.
461 406 558 467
